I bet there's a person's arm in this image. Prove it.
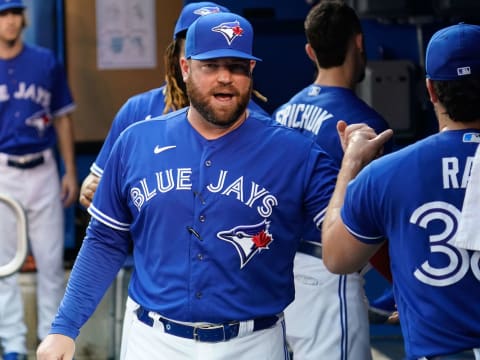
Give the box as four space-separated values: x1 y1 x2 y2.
54 113 78 207
322 121 393 274
36 219 130 359
79 172 100 208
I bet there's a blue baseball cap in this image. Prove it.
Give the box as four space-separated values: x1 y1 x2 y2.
426 23 480 80
0 0 25 12
185 12 262 61
174 2 230 40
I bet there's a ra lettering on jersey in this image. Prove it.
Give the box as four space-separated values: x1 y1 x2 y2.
0 82 51 108
442 156 474 189
130 169 278 218
275 103 333 136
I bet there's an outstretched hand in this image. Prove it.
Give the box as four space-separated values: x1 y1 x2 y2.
337 120 393 168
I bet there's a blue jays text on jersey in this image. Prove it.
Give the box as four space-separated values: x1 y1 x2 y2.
0 44 75 155
50 108 338 339
130 168 278 218
341 129 480 359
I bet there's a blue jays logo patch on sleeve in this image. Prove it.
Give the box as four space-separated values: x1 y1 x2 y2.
212 20 243 45
217 219 273 269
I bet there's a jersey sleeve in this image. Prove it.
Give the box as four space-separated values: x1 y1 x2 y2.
303 143 338 229
49 135 134 338
49 55 75 117
341 164 385 244
49 219 131 338
89 132 132 228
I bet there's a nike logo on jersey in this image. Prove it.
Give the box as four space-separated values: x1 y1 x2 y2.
154 145 176 154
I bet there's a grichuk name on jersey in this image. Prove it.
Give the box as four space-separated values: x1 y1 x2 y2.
275 103 333 136
0 82 51 108
130 169 278 216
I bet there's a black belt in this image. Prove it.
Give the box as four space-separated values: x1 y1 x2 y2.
297 241 322 259
136 306 279 342
7 155 44 169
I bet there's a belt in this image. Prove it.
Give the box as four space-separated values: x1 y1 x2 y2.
136 306 279 343
297 241 322 259
7 155 44 169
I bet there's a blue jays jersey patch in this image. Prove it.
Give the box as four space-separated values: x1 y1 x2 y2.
25 110 52 137
217 219 273 269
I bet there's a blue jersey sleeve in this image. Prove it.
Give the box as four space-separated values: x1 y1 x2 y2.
50 56 75 116
50 135 133 338
50 219 131 338
304 144 338 229
341 164 385 243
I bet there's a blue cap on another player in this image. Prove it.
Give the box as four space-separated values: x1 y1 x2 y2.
0 0 25 12
174 2 230 40
185 12 262 61
426 23 480 80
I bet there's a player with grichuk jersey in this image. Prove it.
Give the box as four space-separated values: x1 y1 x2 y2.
38 12 338 360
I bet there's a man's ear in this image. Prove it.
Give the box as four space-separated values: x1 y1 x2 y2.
355 33 364 53
180 57 189 81
305 43 317 63
425 78 438 103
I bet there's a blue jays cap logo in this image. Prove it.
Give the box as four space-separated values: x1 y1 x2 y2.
193 6 221 16
212 20 244 46
217 219 273 269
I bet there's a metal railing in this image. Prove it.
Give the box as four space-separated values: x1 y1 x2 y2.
0 194 28 278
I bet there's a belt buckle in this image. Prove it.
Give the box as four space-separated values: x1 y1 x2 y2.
193 324 226 342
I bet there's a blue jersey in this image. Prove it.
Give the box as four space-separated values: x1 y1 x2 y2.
273 84 392 243
52 108 338 338
0 44 75 155
341 129 480 359
273 85 392 167
92 87 269 176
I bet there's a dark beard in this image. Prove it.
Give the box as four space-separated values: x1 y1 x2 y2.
186 78 252 129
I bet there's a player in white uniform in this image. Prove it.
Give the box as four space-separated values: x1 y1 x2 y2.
0 1 77 359
323 23 480 360
273 2 393 358
37 12 339 360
